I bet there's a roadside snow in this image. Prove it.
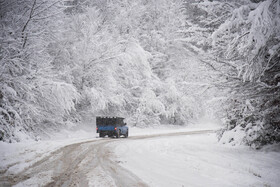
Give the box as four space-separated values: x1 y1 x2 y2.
0 128 97 176
114 133 280 187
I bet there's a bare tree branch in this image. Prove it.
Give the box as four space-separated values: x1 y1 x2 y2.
22 0 37 49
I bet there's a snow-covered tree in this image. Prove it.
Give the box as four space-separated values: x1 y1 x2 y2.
0 0 80 142
3 0 278 147
211 0 280 148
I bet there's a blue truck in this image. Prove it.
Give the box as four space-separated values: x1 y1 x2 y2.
96 116 129 138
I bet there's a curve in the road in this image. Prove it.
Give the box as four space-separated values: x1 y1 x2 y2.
0 130 214 187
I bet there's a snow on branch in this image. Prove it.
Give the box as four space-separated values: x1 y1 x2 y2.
37 80 81 115
212 0 280 82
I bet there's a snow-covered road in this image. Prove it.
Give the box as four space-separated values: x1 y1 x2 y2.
0 129 279 187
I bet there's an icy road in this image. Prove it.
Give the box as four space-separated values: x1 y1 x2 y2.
0 129 279 187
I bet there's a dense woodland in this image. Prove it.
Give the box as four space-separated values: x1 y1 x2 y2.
0 0 279 148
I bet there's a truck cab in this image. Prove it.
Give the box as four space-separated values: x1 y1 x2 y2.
96 117 129 138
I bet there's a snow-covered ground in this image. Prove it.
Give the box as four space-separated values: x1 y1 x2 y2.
0 124 205 175
114 133 280 187
0 128 97 176
1 123 279 187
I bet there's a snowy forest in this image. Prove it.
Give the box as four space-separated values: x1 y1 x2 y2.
0 0 279 148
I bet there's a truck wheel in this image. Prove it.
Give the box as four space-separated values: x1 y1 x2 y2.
99 132 105 138
124 131 128 138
